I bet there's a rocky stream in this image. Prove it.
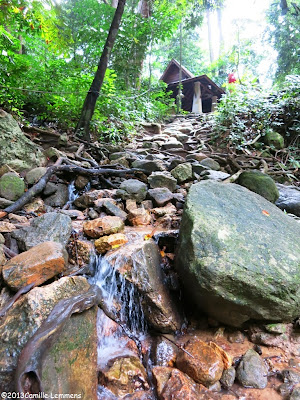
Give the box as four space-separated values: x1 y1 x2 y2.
0 109 300 399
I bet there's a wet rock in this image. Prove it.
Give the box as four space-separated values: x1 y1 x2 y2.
42 306 98 399
2 241 68 290
249 324 290 347
0 221 17 233
264 130 284 149
12 212 72 251
162 139 184 150
282 369 300 385
191 163 209 175
131 159 166 174
290 385 300 400
0 197 13 208
74 189 114 209
237 171 279 203
23 197 45 214
152 366 208 400
152 203 177 217
169 131 189 143
74 174 90 190
186 153 207 162
207 381 222 392
8 213 27 224
117 179 148 203
228 331 245 344
83 216 124 238
0 276 90 391
94 198 117 210
43 181 58 196
25 167 47 185
200 158 221 171
44 183 69 207
103 200 128 220
148 188 174 207
95 233 128 254
276 184 300 217
0 109 45 171
236 349 268 389
265 322 289 334
176 338 224 386
112 155 130 168
176 181 300 327
0 244 6 266
171 163 193 183
127 207 152 226
0 172 25 201
67 239 94 266
148 172 177 192
220 367 236 389
278 382 294 397
106 239 181 332
141 200 153 210
202 170 230 181
124 392 155 400
100 356 149 397
88 208 99 219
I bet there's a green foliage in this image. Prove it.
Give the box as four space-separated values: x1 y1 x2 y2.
266 0 300 82
212 75 300 151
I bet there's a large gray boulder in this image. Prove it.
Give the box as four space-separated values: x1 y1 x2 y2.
176 181 300 327
0 109 45 171
12 212 72 251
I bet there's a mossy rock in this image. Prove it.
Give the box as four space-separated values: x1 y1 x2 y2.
0 109 45 171
237 170 279 203
264 131 285 150
0 172 25 201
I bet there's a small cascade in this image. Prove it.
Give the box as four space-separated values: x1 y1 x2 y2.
89 250 148 383
67 180 90 209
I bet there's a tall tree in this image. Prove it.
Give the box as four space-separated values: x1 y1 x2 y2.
267 0 300 81
75 0 126 141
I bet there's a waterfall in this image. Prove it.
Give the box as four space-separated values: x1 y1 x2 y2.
89 252 148 373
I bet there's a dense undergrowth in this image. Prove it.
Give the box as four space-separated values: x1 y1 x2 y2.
211 75 300 170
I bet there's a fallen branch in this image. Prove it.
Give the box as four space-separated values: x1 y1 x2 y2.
23 126 61 138
15 285 101 392
0 159 141 218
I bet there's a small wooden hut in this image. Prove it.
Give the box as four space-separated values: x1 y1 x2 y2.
160 59 224 113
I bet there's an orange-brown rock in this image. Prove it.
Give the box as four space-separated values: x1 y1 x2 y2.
0 221 16 233
23 197 45 214
153 366 213 400
176 338 224 386
83 216 124 238
67 239 94 266
95 233 128 254
2 241 68 290
100 356 149 397
127 208 151 226
208 341 232 369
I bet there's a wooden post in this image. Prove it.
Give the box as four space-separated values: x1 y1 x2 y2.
211 96 218 112
192 81 202 114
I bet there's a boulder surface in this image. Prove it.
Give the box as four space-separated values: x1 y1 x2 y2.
176 180 300 327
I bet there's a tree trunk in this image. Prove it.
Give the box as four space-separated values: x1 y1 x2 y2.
217 7 224 58
75 0 126 142
280 0 288 15
111 0 119 8
206 8 214 63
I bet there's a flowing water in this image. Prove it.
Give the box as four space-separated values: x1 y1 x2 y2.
89 246 150 398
